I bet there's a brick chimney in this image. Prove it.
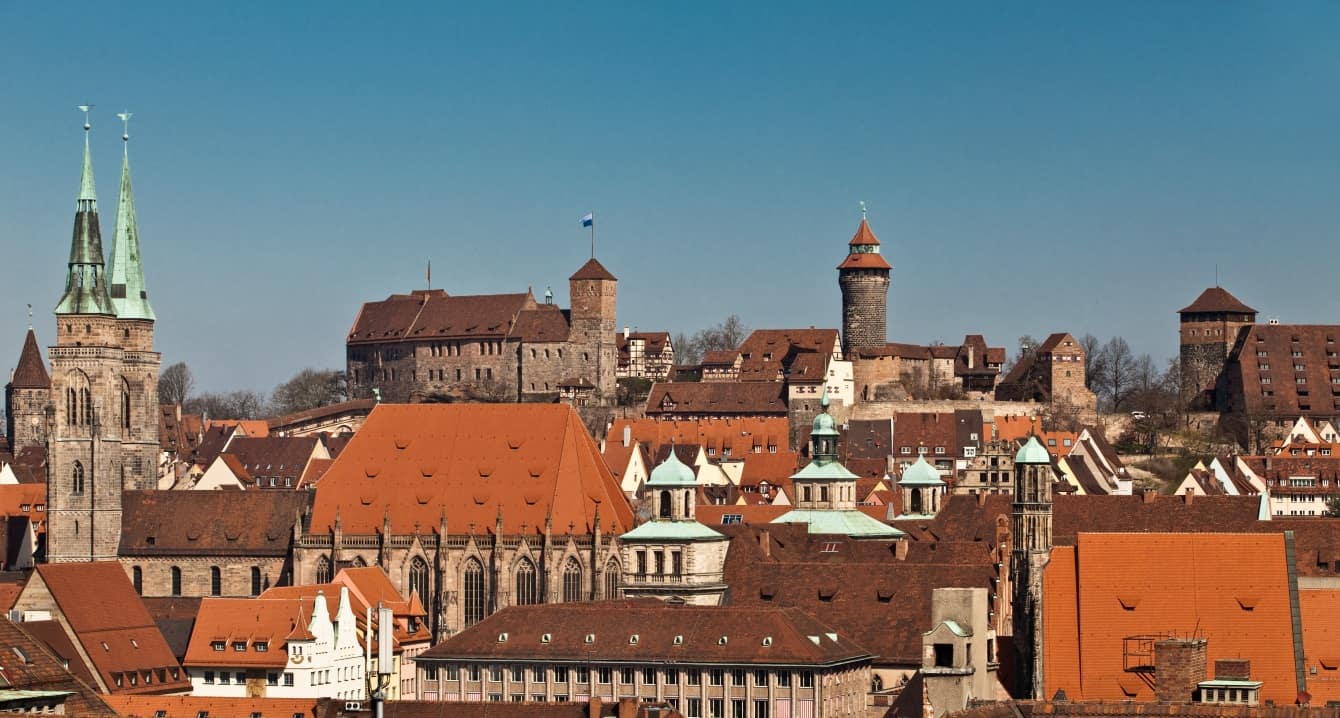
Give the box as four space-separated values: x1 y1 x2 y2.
759 528 771 558
1143 490 1157 505
588 696 604 718
618 697 638 718
1154 638 1208 703
1214 658 1251 681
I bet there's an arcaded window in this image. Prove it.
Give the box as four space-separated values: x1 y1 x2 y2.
315 556 332 584
515 558 538 606
562 558 582 603
464 559 486 626
409 557 430 603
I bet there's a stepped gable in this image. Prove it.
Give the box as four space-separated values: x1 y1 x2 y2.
418 599 870 666
309 403 633 535
1044 533 1298 704
0 619 115 716
9 328 49 388
1179 286 1257 314
119 491 308 556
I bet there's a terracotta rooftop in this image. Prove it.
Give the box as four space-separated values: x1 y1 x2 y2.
1043 533 1298 704
1179 286 1257 315
0 619 114 716
309 403 634 536
8 328 49 389
417 600 871 667
347 291 535 345
104 695 319 718
646 382 788 417
1300 588 1340 704
736 329 841 380
569 257 617 281
268 398 376 431
1225 323 1340 418
119 490 308 556
183 597 312 667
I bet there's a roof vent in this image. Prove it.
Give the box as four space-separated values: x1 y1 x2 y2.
761 637 773 647
541 633 551 643
808 635 821 646
718 635 728 646
673 635 683 645
629 634 639 645
498 633 509 642
825 632 838 643
585 633 596 644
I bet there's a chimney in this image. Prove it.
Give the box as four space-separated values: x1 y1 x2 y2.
1183 490 1194 505
618 697 638 718
976 492 987 507
759 528 771 558
624 326 631 339
623 425 631 448
1154 638 1208 703
968 344 976 368
1214 658 1251 681
1143 490 1157 505
588 696 604 718
895 538 909 561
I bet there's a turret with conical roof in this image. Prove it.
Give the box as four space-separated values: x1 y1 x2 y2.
837 210 891 356
6 328 50 452
107 119 155 321
55 119 115 316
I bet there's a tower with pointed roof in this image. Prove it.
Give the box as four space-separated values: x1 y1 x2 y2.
1010 436 1052 699
837 213 891 357
1178 287 1257 408
568 257 618 402
47 113 160 564
6 327 51 453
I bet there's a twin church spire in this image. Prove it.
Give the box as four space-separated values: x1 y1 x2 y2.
56 108 154 320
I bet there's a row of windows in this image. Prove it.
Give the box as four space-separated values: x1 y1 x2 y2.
201 671 295 687
429 664 815 689
131 566 265 597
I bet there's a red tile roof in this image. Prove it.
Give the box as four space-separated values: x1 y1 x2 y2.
268 398 376 432
119 490 307 557
310 404 634 536
569 258 617 281
1301 589 1340 704
1179 286 1257 314
0 619 115 716
646 382 788 417
31 562 189 694
1225 323 1340 419
1043 533 1298 704
184 597 310 667
9 328 49 389
348 291 536 344
104 695 319 718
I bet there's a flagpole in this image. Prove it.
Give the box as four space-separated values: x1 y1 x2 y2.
590 211 595 258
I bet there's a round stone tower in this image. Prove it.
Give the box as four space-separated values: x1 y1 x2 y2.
837 216 891 356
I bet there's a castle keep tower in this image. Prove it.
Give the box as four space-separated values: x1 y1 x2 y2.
1010 436 1053 699
1178 287 1257 408
6 327 51 454
568 258 618 401
47 113 159 563
837 213 891 356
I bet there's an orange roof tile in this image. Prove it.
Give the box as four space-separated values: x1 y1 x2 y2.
310 403 634 536
1300 589 1340 704
104 695 318 718
184 597 309 667
1043 533 1299 704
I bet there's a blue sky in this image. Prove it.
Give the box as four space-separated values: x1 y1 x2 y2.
2 2 1338 394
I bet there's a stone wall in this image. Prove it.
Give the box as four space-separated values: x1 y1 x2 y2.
840 269 889 355
852 399 1041 422
120 555 289 598
1153 638 1208 704
5 385 49 453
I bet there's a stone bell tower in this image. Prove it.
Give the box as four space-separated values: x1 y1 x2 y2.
837 208 891 357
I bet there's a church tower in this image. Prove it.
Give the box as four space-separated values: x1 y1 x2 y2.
47 111 159 564
1010 436 1053 699
568 258 617 402
6 327 51 454
837 211 891 357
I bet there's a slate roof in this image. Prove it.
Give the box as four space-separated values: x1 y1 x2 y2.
0 619 114 716
28 562 189 694
646 382 789 417
119 490 307 557
1179 286 1257 315
1043 533 1298 704
8 329 49 389
417 600 871 667
309 404 634 536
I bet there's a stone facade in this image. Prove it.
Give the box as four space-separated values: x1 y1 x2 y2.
347 260 618 405
125 556 288 598
995 333 1097 423
6 329 51 453
1010 439 1052 700
837 218 892 356
1178 288 1257 408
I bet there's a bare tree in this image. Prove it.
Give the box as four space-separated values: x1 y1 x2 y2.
270 368 348 416
186 390 268 420
159 362 195 406
1079 334 1108 392
1102 337 1136 411
673 332 698 364
1003 335 1039 375
676 315 750 365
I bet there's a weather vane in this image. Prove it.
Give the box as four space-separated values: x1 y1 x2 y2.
26 303 32 329
117 111 132 142
77 104 93 131
859 201 867 220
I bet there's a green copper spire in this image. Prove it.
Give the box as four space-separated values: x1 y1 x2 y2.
56 108 115 316
107 112 155 321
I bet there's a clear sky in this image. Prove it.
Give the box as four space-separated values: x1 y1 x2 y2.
2 2 1338 394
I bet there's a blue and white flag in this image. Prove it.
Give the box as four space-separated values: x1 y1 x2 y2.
581 213 594 227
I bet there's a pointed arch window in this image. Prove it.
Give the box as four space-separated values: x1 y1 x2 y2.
121 378 132 430
71 461 85 495
515 558 538 606
132 566 143 595
464 559 486 626
210 566 222 596
251 567 262 596
80 387 92 426
315 556 332 584
170 566 182 597
604 560 620 600
408 557 430 604
562 558 583 603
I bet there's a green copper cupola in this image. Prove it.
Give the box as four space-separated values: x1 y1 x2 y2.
107 112 155 321
56 109 116 316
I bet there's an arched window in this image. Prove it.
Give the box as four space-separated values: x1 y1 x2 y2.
132 566 143 595
685 491 692 516
71 462 85 495
350 556 367 568
911 488 923 515
562 558 582 603
121 379 132 430
408 557 430 603
80 387 92 426
65 388 76 426
315 556 332 584
659 490 672 519
251 567 262 596
210 566 222 596
872 675 884 692
604 560 620 599
515 558 538 606
464 559 485 626
170 567 182 596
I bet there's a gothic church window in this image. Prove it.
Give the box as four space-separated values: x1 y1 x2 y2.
210 567 222 596
464 559 486 626
604 560 620 599
71 462 85 495
562 558 582 603
515 558 538 606
171 567 182 596
409 557 430 603
315 556 332 584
